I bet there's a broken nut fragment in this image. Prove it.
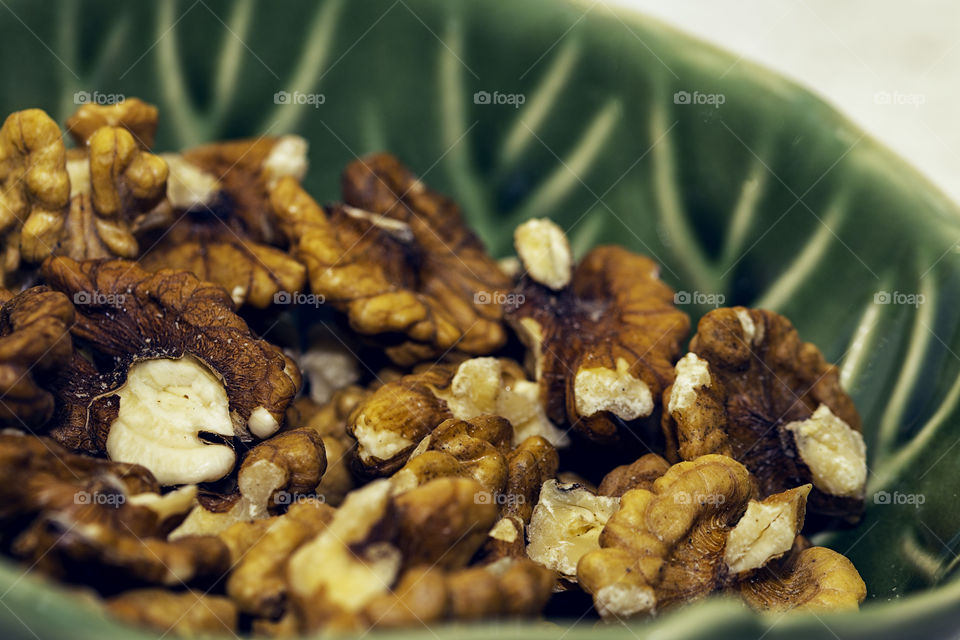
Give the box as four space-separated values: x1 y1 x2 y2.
506 229 689 442
662 307 866 518
41 257 300 483
66 97 159 149
526 479 620 579
597 453 670 497
514 218 572 290
271 153 511 365
723 484 810 575
106 589 237 635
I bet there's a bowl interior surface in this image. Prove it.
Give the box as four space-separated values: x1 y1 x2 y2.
1 0 959 638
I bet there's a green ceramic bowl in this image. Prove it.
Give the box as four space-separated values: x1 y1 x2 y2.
2 1 959 638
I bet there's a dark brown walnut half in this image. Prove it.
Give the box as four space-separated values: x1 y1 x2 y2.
0 286 74 428
270 153 512 365
349 357 564 475
662 307 866 518
0 433 228 589
139 136 308 308
41 257 300 485
506 220 689 442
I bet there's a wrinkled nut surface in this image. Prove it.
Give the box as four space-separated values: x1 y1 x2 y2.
507 237 689 442
0 286 74 428
662 307 866 517
395 477 498 570
527 479 620 579
107 589 237 635
140 136 307 308
597 453 670 497
66 97 159 149
0 109 70 280
171 427 326 537
0 433 229 587
362 558 555 628
738 546 867 612
577 455 755 618
271 153 511 365
350 358 565 475
41 257 300 482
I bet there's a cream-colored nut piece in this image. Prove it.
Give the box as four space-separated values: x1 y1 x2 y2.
247 406 280 439
724 485 811 575
527 480 620 578
288 480 402 622
667 353 711 414
514 218 572 290
160 154 220 210
435 357 569 447
106 356 235 486
785 404 867 498
574 357 653 421
262 135 308 187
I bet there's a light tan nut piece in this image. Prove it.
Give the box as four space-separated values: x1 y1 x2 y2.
41 257 301 483
661 307 866 518
66 98 159 149
362 558 555 628
527 479 621 579
271 153 511 365
506 234 689 442
139 136 308 308
106 589 237 635
350 358 563 475
514 218 572 290
390 416 513 496
0 286 74 428
299 334 361 405
738 546 867 612
171 428 326 537
724 485 810 575
287 479 402 632
0 109 70 281
597 453 670 497
226 498 335 618
577 455 755 618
